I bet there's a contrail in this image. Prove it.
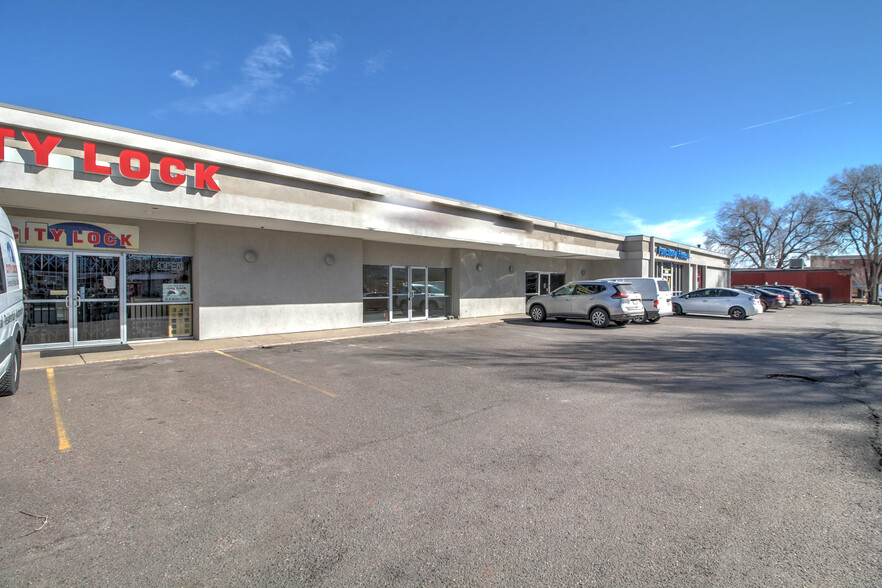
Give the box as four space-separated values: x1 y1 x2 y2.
741 101 854 131
669 137 711 149
669 100 856 149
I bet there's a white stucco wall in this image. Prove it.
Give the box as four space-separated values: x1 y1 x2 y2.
193 224 363 339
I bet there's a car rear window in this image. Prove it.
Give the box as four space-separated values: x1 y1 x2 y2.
615 284 638 295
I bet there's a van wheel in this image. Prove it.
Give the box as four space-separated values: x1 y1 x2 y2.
632 312 647 324
530 305 547 322
0 342 21 396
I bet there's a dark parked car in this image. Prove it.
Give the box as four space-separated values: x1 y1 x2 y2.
795 288 824 305
737 287 785 311
756 285 801 306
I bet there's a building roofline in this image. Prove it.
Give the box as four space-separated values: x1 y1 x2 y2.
0 102 723 257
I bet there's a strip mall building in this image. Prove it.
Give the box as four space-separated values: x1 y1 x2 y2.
0 104 730 350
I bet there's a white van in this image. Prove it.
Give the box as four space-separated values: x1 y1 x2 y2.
0 207 25 395
601 277 673 323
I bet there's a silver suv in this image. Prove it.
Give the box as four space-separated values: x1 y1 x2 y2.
526 280 644 328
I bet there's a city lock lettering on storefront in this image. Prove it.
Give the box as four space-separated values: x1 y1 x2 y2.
0 126 220 191
10 217 139 252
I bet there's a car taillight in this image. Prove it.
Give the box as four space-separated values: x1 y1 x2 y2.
653 299 659 308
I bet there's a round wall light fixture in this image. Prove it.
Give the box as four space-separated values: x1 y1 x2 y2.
476 263 483 272
244 250 258 263
324 254 336 266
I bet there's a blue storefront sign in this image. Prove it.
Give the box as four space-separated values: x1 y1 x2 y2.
657 246 690 260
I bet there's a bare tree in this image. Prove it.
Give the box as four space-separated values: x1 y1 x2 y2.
704 194 837 268
826 165 882 304
704 196 777 267
774 192 840 265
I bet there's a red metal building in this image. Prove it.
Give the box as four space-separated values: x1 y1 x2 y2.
731 268 852 303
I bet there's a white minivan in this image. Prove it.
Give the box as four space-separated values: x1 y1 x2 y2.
0 207 25 395
601 277 673 323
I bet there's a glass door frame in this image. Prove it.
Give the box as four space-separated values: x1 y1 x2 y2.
526 271 566 298
22 249 126 350
73 251 124 347
390 265 429 322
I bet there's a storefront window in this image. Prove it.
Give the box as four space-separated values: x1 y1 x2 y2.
363 265 390 323
427 267 450 318
126 255 192 339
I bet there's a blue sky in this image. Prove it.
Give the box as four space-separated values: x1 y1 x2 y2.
3 1 880 247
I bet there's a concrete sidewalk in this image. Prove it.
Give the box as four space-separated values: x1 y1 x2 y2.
22 315 521 371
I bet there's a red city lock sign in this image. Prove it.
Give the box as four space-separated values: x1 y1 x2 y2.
0 127 220 191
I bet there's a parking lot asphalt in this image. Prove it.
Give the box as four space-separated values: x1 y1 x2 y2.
2 305 881 586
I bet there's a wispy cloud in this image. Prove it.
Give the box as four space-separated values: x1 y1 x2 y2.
364 50 391 75
298 37 340 87
171 70 198 88
614 211 710 246
172 35 294 115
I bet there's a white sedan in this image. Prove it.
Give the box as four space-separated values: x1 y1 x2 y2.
672 288 762 319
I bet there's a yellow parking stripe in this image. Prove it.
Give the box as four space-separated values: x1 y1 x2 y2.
214 351 337 398
47 368 71 452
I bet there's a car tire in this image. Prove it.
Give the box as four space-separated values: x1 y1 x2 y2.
0 341 21 397
672 303 684 315
729 306 747 320
803 298 812 306
761 301 768 312
589 307 610 328
530 305 547 322
632 312 647 324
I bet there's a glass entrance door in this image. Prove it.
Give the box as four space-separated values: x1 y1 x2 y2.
391 266 429 321
75 254 121 344
22 251 123 348
539 273 551 296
